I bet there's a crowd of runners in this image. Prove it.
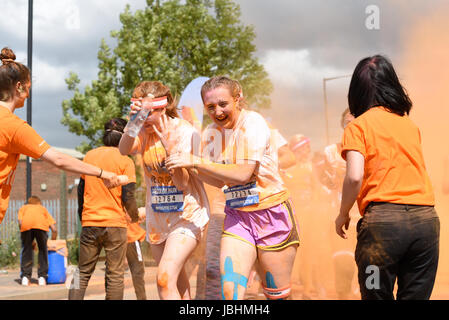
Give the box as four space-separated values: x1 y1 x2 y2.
0 46 440 300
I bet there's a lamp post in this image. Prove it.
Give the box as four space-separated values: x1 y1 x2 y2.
322 74 352 146
26 0 33 199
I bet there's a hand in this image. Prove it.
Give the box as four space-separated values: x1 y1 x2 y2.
335 213 351 239
138 207 146 223
152 114 176 154
101 171 127 188
129 94 155 117
165 153 199 170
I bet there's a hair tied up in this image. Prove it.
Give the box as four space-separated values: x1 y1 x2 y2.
1 58 15 65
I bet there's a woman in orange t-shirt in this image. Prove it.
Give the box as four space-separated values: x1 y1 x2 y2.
0 47 122 226
335 55 440 300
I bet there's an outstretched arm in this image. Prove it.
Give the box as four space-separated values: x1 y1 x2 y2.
40 147 121 188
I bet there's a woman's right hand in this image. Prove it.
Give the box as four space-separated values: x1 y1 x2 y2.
129 94 154 116
101 170 127 188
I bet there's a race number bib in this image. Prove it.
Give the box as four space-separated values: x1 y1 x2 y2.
150 186 184 213
224 182 259 208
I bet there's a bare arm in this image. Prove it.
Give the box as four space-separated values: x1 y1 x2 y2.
166 153 257 186
188 168 225 188
170 168 190 191
50 223 58 240
119 132 140 156
40 147 121 188
335 150 364 239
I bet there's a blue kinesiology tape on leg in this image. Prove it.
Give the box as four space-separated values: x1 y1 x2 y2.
266 271 277 289
221 256 248 300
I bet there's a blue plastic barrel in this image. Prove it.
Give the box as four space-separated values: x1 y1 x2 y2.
47 251 66 284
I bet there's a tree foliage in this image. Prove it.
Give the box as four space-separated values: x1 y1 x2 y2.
62 0 273 152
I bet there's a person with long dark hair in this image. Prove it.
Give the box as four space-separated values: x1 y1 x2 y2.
335 55 440 300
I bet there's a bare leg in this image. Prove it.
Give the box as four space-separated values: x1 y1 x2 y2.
151 234 198 300
258 244 298 300
220 237 257 300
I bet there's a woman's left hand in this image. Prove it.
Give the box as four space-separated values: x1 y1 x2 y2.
335 213 351 239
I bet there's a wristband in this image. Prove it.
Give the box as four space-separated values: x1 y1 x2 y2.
98 169 103 178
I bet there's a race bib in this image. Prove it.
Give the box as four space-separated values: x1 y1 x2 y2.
224 182 259 208
150 186 184 213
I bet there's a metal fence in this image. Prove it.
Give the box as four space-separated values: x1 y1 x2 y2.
0 199 79 242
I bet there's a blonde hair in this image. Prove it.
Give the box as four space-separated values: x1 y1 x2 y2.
201 76 247 109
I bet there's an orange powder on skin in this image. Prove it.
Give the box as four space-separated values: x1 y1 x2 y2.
157 272 168 288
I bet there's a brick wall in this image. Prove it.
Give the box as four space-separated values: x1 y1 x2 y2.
10 158 80 201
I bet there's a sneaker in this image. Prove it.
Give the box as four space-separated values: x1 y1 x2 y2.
38 277 46 286
21 277 29 286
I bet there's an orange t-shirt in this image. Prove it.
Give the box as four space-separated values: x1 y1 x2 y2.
80 146 136 228
341 107 434 215
127 222 146 243
0 107 51 224
18 204 56 232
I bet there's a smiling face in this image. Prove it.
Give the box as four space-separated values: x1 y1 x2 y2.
202 86 241 130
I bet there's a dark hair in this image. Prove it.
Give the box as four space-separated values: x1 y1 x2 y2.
132 81 178 118
0 47 31 102
201 76 247 109
27 195 41 205
348 55 412 118
103 118 127 147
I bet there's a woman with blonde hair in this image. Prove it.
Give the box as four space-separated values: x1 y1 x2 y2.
166 76 299 300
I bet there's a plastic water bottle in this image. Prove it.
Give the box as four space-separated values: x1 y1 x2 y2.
124 95 154 138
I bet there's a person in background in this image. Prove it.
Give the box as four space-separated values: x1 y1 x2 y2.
125 207 147 300
18 195 57 286
69 118 138 300
319 108 358 300
336 55 440 300
0 47 122 228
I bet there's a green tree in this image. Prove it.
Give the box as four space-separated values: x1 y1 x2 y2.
62 0 273 153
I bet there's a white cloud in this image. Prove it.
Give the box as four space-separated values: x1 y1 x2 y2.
261 49 351 89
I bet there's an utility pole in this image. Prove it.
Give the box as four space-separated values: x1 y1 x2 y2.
322 74 352 146
26 0 33 199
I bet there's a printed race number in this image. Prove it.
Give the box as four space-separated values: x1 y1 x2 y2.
150 185 184 213
224 182 259 209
